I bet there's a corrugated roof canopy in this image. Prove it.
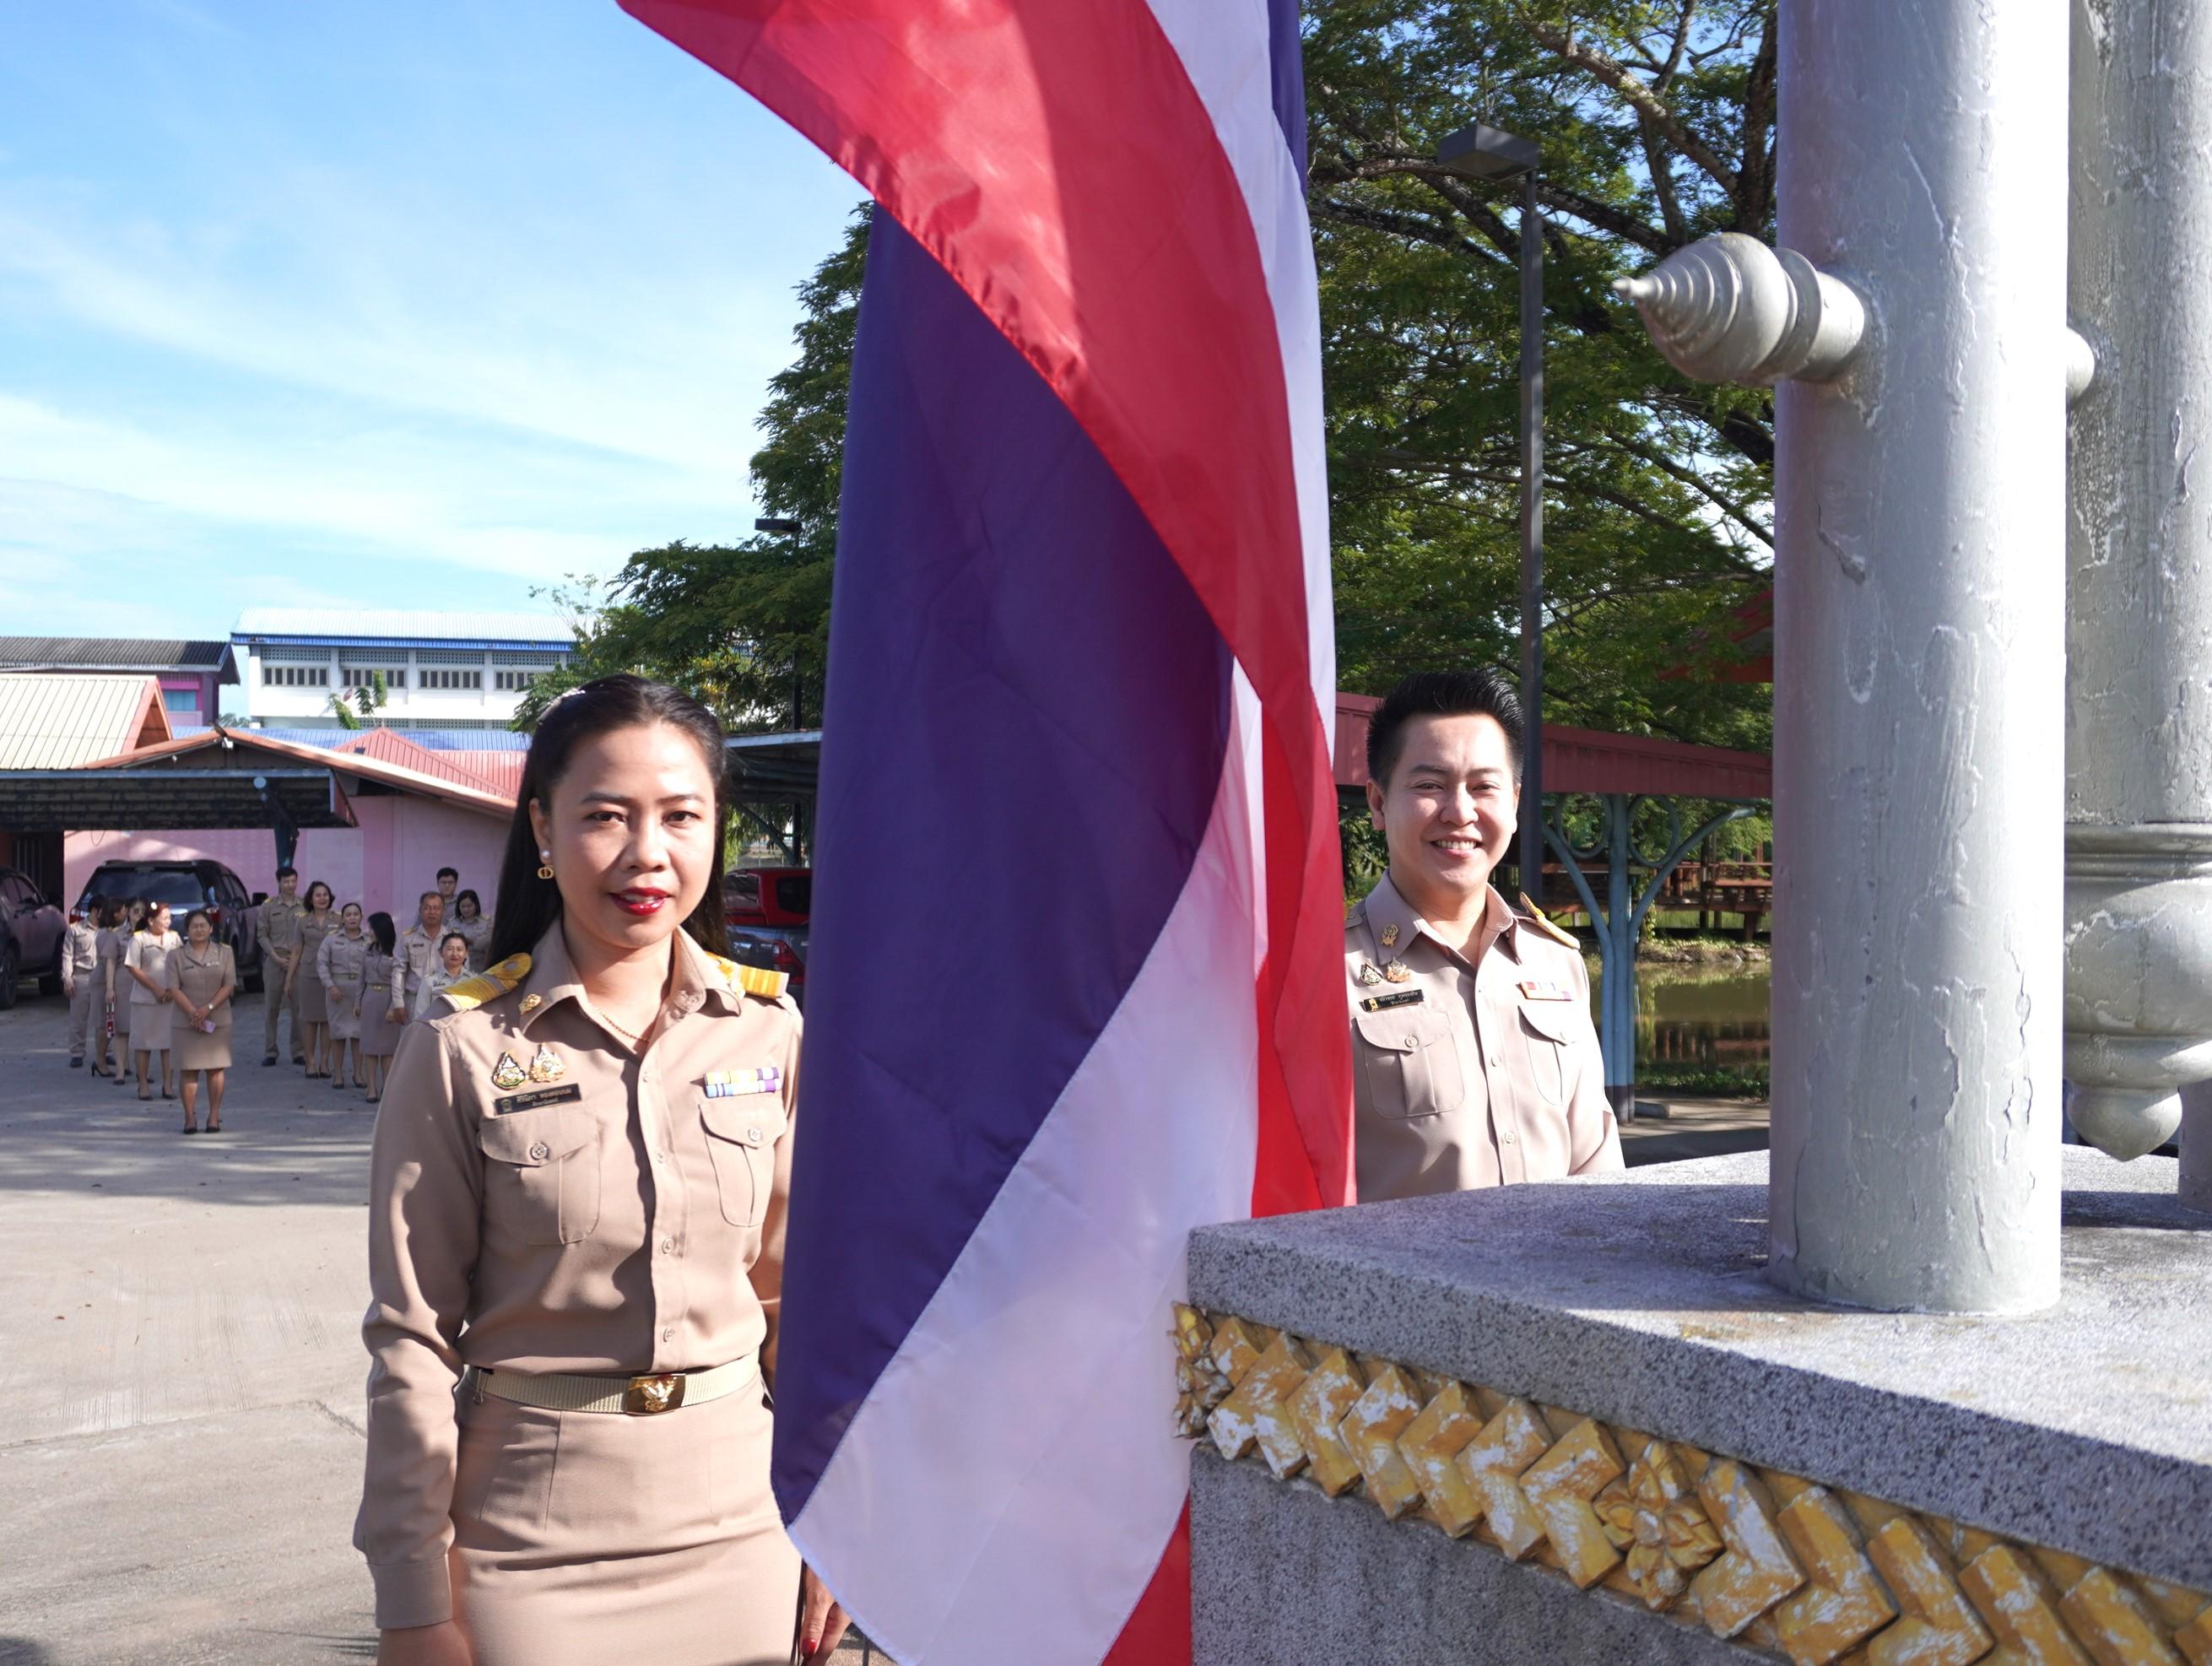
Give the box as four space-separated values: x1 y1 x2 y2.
0 673 172 768
0 767 353 833
0 636 239 681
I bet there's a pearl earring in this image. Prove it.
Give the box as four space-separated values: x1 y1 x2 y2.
537 849 554 881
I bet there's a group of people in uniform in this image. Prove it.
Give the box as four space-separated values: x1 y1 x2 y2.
62 895 242 1133
338 666 1613 1666
257 867 496 1102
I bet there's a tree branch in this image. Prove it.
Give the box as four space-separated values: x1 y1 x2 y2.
1523 16 1742 195
1600 433 1773 546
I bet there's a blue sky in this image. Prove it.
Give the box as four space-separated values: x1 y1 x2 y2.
2 0 857 640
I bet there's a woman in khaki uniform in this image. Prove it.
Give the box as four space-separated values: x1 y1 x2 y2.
407 932 471 1024
297 881 338 1078
166 908 236 1133
451 890 492 971
126 903 181 1101
359 676 847 1666
320 903 370 1091
358 912 405 1103
97 899 134 1081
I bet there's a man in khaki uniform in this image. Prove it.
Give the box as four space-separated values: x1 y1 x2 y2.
61 906 103 1067
1349 668 1622 1200
396 891 446 1018
258 867 308 1067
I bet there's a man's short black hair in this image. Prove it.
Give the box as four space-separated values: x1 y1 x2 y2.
436 867 459 883
275 864 297 879
1365 668 1526 788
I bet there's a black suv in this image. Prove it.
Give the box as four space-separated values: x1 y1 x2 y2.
0 868 65 1009
73 860 263 993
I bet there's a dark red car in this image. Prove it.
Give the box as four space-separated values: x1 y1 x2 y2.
724 866 809 1006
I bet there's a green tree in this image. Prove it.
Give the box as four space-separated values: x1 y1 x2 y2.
1307 0 1777 750
327 670 390 731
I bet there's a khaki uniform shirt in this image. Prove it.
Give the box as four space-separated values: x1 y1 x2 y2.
397 923 441 1013
1347 874 1622 1200
62 920 100 988
355 922 799 1630
259 895 307 973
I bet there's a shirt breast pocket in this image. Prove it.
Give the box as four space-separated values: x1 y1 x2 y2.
1517 1004 1577 1105
699 1096 786 1229
478 1107 602 1247
1354 1009 1467 1121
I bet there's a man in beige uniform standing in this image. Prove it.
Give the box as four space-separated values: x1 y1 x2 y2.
258 866 308 1068
396 891 446 1018
1349 668 1622 1200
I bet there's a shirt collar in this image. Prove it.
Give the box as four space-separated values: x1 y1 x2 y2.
515 920 733 1030
1365 871 1522 966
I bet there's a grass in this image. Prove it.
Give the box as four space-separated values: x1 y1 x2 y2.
1636 1063 1770 1099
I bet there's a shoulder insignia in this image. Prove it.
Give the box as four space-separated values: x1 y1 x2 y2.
435 953 533 1014
1516 892 1581 950
710 953 790 1002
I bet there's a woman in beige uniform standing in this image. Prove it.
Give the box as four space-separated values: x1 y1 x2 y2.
357 912 404 1104
93 898 131 1079
166 907 236 1133
358 675 846 1666
126 901 181 1101
297 882 338 1079
320 902 369 1091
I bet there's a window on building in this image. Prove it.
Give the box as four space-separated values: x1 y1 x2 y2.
493 668 549 691
264 666 328 688
161 689 199 713
419 668 483 690
414 648 485 666
341 665 408 690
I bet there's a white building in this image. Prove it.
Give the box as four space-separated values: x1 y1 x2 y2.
232 609 576 732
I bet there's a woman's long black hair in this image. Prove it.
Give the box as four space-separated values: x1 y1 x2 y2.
485 674 730 968
366 911 398 956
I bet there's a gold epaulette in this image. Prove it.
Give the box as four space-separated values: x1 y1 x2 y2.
1517 893 1581 949
436 953 533 1014
709 953 790 1002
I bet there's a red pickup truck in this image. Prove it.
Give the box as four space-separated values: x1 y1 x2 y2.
724 867 809 1007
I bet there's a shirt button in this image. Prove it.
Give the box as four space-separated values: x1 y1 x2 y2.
662 1327 674 1342
1502 1133 1517 1144
1399 1037 1417 1052
659 1239 674 1255
527 1142 549 1161
746 1126 765 1146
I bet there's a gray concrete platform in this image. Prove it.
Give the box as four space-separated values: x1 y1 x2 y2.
1188 1148 2212 1589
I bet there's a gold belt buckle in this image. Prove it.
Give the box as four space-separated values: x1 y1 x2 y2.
623 1372 686 1415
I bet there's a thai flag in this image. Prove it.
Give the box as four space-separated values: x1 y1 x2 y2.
619 4 1351 1660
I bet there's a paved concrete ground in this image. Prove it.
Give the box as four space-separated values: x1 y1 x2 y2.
1619 1095 1770 1166
0 988 879 1665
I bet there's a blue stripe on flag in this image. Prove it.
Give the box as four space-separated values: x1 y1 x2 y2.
1268 0 1307 179
771 211 1233 1521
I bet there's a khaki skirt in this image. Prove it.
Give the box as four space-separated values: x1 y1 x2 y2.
448 1374 802 1666
173 1018 232 1072
129 998 172 1053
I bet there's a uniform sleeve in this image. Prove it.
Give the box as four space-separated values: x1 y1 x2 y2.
1564 952 1625 1175
354 1020 484 1630
749 1002 803 1387
317 932 338 993
163 949 183 998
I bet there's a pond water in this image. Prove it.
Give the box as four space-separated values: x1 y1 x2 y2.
1620 963 1771 1075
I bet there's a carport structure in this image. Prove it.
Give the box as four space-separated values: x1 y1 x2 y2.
1333 693 1771 1114
0 728 514 910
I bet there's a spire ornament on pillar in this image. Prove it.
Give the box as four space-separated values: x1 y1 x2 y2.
1612 232 1866 386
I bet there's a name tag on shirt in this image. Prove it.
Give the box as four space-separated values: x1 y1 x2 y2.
493 1085 582 1114
1360 990 1425 1013
1518 980 1573 1002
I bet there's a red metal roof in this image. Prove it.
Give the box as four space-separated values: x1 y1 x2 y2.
331 728 505 796
76 727 516 815
1334 693 1770 801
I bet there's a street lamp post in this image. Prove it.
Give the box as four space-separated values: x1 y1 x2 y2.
1436 122 1545 900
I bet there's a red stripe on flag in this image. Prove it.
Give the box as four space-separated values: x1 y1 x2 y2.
1104 1503 1190 1666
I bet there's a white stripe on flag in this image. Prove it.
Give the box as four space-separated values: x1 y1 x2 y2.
788 674 1267 1666
1144 0 1335 725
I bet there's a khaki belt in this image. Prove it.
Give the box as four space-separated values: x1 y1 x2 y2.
467 1353 758 1416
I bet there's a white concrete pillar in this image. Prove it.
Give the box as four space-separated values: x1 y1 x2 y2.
2063 0 2212 1162
1764 0 2068 1311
